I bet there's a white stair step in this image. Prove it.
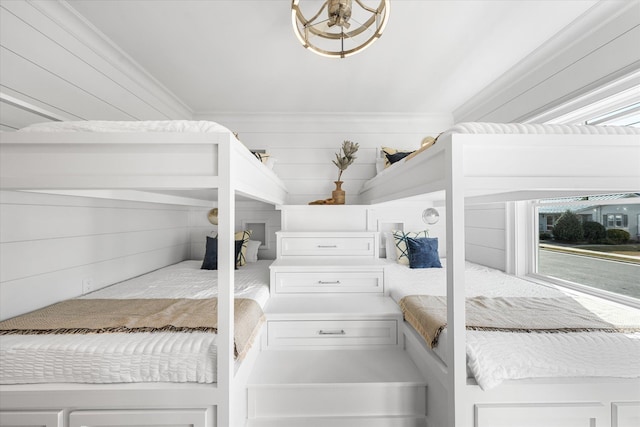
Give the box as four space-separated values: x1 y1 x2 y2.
249 383 426 419
247 349 427 420
246 415 427 427
248 348 426 386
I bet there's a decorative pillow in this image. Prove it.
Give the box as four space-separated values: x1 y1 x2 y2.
406 237 442 269
201 236 243 270
392 229 429 265
246 240 261 263
385 151 414 165
234 230 252 266
404 136 436 162
381 147 414 168
251 151 270 164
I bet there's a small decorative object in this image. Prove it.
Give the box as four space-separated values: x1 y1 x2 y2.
331 140 359 205
207 208 219 225
422 208 440 225
308 140 359 205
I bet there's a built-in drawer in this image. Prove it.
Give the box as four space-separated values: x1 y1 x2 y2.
273 271 383 293
279 236 376 257
268 320 397 348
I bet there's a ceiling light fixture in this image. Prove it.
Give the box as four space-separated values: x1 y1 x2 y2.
291 0 390 58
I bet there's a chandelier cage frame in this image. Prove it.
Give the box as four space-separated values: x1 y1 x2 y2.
291 0 390 58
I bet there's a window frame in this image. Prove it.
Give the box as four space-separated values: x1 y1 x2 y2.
527 198 640 309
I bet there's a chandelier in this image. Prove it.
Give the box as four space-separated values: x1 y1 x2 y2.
291 0 390 58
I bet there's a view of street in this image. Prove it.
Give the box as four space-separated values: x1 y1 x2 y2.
538 248 640 299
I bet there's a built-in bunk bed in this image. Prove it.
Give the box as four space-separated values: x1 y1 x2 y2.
0 120 288 427
359 122 640 427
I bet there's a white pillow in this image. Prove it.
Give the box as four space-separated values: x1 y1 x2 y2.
246 240 261 263
392 229 429 265
384 232 397 261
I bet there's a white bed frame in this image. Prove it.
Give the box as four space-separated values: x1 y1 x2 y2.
0 129 288 427
360 123 640 427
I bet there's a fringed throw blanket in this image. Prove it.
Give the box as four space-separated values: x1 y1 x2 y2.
0 298 264 360
399 295 640 348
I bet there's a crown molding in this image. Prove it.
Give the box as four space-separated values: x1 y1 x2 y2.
453 0 640 123
27 0 193 119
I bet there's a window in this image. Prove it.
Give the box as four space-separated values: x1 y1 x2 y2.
534 194 640 302
527 79 640 304
604 214 628 228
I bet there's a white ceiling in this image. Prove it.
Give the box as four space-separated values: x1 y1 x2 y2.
66 0 599 118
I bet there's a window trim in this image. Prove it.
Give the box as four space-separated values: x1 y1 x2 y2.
528 198 640 309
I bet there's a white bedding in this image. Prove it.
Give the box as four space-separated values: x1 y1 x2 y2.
19 120 233 134
385 260 640 390
0 260 271 385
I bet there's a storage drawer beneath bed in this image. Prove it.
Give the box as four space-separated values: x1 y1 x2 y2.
268 320 397 348
475 403 607 427
0 411 64 427
273 271 383 293
69 408 211 427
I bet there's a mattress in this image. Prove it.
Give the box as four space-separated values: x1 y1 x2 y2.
385 259 640 390
18 120 233 134
0 260 271 385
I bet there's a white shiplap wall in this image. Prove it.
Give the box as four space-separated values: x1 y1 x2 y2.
0 0 191 131
465 203 507 271
454 0 640 123
0 190 192 320
196 113 453 205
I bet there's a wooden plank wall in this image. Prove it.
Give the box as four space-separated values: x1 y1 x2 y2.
197 113 453 205
0 190 192 320
454 0 640 123
0 0 190 131
465 203 506 270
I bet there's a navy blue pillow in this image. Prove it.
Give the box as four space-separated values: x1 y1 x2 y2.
385 151 414 164
201 236 242 270
406 237 442 269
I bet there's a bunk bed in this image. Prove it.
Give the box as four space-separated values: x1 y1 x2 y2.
0 120 288 427
360 122 640 427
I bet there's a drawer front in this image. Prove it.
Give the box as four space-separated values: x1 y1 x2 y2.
268 320 397 348
280 237 375 257
274 271 383 293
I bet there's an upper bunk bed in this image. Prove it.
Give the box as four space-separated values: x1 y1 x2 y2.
360 122 640 205
0 120 287 205
0 120 289 427
358 122 640 427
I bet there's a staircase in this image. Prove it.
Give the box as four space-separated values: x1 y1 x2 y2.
246 348 427 427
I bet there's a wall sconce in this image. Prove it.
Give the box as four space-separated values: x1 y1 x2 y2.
207 208 219 225
422 208 439 225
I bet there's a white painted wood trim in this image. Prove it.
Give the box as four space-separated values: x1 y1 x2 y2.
28 0 193 119
217 132 234 427
445 134 467 426
454 0 640 123
68 409 211 427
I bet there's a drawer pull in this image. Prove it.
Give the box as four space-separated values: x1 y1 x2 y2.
317 245 338 248
317 280 341 285
318 329 346 335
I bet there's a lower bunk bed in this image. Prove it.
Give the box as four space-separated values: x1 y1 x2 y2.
384 259 640 427
0 259 272 427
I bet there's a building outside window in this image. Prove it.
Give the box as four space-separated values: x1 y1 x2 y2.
534 193 640 302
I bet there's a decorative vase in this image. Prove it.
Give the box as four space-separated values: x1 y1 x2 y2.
332 181 345 205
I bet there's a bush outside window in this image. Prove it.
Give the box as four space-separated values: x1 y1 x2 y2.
535 193 640 302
